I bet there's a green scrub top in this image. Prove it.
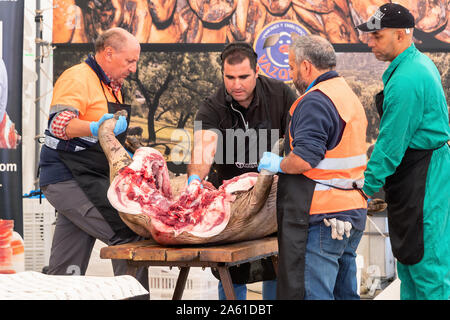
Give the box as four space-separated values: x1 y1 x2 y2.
363 44 450 196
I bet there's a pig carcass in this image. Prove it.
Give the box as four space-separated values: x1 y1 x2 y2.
99 112 386 245
98 112 277 245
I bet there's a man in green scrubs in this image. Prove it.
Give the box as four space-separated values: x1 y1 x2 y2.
356 3 450 300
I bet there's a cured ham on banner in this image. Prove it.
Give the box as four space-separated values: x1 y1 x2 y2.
52 0 449 47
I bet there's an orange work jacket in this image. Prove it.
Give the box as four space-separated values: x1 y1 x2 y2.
49 62 122 121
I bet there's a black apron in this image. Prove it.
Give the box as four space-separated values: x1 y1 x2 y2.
375 88 434 265
275 132 316 299
58 79 135 238
276 94 368 299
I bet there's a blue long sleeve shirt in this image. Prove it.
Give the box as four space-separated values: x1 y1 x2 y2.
290 71 366 230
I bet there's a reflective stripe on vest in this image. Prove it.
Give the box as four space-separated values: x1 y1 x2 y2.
289 77 368 214
44 129 97 152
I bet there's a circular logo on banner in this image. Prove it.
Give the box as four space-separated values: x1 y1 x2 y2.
254 20 309 82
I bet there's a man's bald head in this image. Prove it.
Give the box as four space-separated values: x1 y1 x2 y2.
94 27 139 53
94 27 141 84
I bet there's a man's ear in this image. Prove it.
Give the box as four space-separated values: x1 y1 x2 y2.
302 59 311 76
395 29 405 41
104 47 113 61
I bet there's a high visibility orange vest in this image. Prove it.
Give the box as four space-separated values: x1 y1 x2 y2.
289 77 368 214
49 62 122 121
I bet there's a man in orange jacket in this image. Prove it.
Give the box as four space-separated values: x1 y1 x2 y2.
258 35 368 299
39 28 148 290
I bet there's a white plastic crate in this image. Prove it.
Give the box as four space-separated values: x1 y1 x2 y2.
22 198 57 272
149 267 219 300
0 271 148 300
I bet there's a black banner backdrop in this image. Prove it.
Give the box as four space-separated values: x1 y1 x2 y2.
0 0 24 236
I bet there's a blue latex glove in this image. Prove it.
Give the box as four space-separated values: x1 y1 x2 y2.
113 115 128 136
187 174 203 188
90 113 114 137
258 152 284 173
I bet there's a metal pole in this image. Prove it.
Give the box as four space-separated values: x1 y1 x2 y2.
34 0 41 190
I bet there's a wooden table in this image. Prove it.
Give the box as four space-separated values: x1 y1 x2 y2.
100 236 278 300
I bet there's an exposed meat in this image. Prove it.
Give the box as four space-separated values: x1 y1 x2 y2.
109 146 277 244
0 113 21 150
98 112 278 245
189 0 237 23
107 147 173 216
99 113 387 244
260 0 292 15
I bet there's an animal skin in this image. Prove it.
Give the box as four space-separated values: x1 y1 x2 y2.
99 111 387 245
98 111 278 245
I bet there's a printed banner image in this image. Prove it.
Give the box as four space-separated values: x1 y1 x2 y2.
52 0 449 49
53 48 449 176
0 0 24 236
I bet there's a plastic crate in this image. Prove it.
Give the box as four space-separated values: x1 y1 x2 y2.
149 267 219 300
22 199 56 272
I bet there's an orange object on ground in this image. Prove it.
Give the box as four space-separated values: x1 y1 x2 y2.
0 220 14 274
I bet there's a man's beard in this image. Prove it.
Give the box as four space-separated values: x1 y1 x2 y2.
293 76 308 95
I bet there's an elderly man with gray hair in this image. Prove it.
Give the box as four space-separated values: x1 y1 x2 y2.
258 35 368 299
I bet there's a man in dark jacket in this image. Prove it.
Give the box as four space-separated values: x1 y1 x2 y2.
187 42 297 299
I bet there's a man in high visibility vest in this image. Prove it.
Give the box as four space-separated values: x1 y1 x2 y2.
258 35 368 299
188 42 297 300
39 28 148 290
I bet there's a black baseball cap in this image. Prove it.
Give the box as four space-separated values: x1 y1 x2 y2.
356 3 415 32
